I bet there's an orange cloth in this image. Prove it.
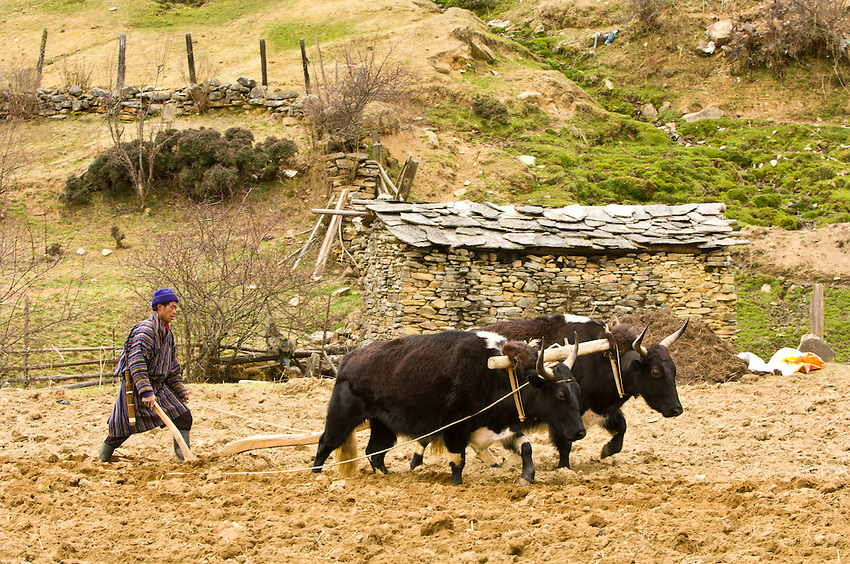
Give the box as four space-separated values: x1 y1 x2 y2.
780 352 825 374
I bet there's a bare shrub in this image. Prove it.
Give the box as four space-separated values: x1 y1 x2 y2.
303 42 414 148
727 0 850 73
59 58 94 91
126 198 330 381
628 0 673 32
0 63 40 120
0 218 82 356
0 119 21 205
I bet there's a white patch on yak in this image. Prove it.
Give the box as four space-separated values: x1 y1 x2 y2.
474 331 507 353
448 452 463 467
557 313 593 324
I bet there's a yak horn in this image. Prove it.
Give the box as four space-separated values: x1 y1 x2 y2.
660 318 690 349
536 337 555 380
632 324 650 357
565 332 579 369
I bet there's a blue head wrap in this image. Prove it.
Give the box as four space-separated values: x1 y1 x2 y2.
151 288 179 310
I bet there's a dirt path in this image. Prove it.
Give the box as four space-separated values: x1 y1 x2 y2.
2 364 849 563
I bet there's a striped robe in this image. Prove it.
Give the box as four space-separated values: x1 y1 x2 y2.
107 313 189 437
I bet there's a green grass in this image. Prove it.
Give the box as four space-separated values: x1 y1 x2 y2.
735 271 850 363
266 21 356 52
129 0 288 29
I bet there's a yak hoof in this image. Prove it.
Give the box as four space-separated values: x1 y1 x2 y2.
410 453 424 470
601 444 618 459
519 477 532 487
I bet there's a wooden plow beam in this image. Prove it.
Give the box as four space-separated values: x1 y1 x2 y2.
218 422 369 456
487 338 611 370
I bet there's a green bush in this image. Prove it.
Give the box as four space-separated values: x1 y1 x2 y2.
60 127 298 206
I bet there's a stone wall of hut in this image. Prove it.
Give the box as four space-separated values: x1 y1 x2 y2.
345 227 737 342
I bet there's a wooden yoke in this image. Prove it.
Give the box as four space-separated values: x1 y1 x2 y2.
487 338 611 370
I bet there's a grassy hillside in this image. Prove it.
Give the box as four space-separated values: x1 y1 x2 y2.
1 0 849 374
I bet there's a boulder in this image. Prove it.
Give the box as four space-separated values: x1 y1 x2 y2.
798 334 836 362
469 41 496 63
707 20 733 46
641 103 658 120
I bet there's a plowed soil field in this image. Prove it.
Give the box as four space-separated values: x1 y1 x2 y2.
2 362 849 563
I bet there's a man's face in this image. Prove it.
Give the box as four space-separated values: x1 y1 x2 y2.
156 302 178 325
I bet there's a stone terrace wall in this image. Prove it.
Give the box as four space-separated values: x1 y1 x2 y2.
30 77 302 119
348 229 737 343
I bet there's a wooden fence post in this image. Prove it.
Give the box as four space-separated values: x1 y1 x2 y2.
116 33 127 93
185 33 197 84
810 283 824 338
300 39 311 95
36 28 48 85
259 39 268 87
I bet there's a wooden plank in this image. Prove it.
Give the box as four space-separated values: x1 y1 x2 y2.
310 209 368 216
810 283 825 338
395 155 411 190
487 338 611 370
399 159 418 201
305 352 321 378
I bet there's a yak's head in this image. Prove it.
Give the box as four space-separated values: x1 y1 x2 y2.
504 333 585 442
618 319 689 418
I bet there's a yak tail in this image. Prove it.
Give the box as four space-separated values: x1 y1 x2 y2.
335 431 358 477
428 435 446 456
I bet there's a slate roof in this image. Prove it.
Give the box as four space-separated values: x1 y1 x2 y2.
362 201 742 251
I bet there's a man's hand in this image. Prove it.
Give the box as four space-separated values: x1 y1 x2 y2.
141 395 156 408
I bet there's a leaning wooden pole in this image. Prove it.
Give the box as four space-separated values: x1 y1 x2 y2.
300 39 311 95
116 33 127 93
36 28 48 85
310 188 349 279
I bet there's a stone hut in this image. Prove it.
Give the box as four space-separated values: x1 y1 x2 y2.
345 200 742 342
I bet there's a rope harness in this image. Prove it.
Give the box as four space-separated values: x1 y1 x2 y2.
607 342 626 399
506 362 526 422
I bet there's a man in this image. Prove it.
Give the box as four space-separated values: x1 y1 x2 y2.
96 288 192 462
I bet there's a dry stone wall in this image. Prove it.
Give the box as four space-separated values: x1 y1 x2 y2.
30 77 302 119
347 228 737 343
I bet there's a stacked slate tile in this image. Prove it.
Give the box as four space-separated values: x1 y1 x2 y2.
362 201 741 251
